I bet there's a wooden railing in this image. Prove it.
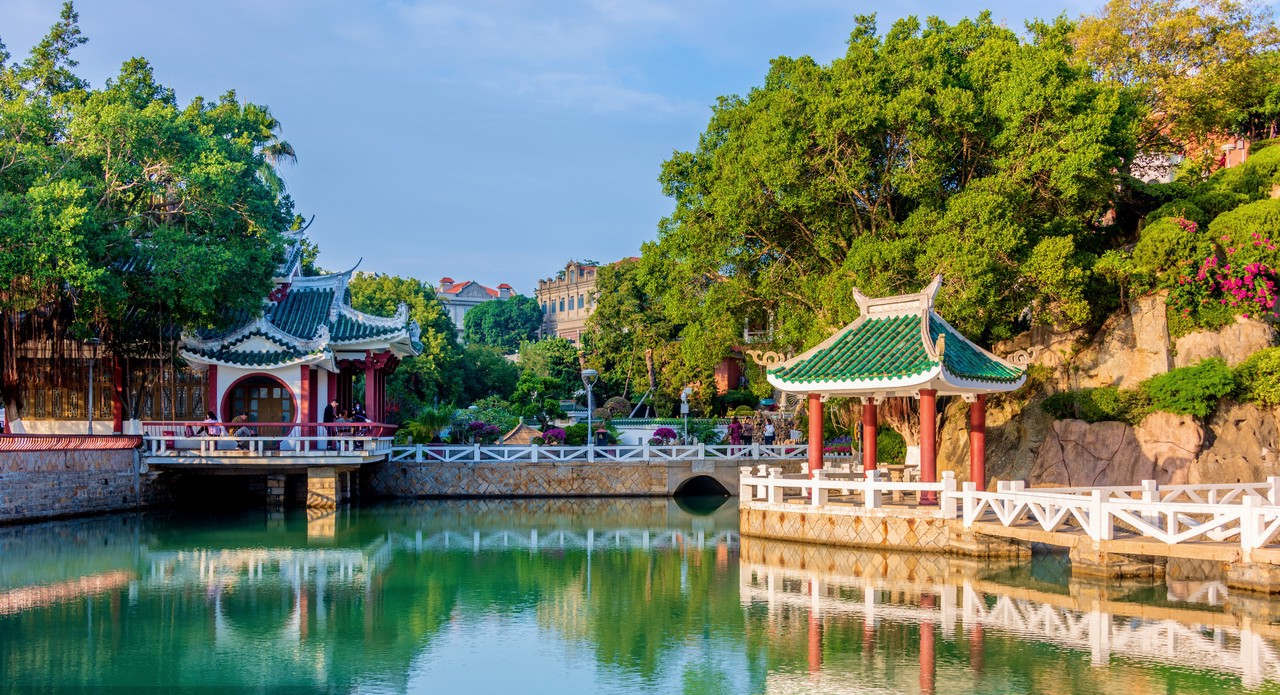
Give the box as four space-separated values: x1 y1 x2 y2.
387 442 809 463
141 421 396 457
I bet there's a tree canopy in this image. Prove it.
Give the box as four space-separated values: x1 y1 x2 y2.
623 12 1135 386
0 2 294 416
462 295 542 353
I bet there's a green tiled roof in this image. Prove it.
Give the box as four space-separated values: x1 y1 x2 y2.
331 312 402 342
769 312 1023 386
770 314 937 384
928 317 1022 383
184 345 317 367
268 288 334 339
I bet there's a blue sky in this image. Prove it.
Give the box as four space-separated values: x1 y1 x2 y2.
4 0 1095 294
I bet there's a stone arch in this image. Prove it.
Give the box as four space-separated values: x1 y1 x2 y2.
672 474 731 497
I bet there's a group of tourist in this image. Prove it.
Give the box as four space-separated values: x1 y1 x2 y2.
185 400 370 450
727 415 778 446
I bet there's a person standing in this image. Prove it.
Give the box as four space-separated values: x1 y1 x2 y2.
763 419 776 446
742 419 754 446
323 398 339 450
728 417 743 445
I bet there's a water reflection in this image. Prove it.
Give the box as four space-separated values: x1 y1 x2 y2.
0 501 1279 694
741 537 1280 694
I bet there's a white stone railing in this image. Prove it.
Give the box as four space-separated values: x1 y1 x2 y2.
386 442 809 463
956 481 1280 556
143 434 394 457
738 467 957 515
740 470 1280 554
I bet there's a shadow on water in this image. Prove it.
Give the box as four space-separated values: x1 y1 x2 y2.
671 474 732 498
673 494 730 516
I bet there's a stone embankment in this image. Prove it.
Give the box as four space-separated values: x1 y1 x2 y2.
0 439 171 523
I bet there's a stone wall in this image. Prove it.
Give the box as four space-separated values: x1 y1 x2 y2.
739 503 951 552
367 460 671 497
366 457 784 498
0 448 170 523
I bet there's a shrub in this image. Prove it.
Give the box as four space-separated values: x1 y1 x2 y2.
1235 347 1280 406
1040 387 1148 424
876 428 906 465
1133 217 1212 279
1148 200 1207 226
603 396 632 417
732 405 755 416
652 427 679 443
1140 358 1235 417
1207 199 1280 269
687 420 723 444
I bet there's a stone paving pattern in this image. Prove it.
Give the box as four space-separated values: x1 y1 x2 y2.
367 460 671 497
0 450 170 523
740 502 951 552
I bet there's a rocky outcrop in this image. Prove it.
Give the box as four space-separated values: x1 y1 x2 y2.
1174 316 1276 368
1024 404 1280 487
1193 401 1280 484
1069 293 1172 390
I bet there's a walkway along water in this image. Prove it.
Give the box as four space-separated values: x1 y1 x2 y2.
738 468 1280 593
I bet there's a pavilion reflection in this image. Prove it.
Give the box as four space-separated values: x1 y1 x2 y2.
740 537 1280 693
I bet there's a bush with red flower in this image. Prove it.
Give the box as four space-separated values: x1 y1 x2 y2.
541 428 567 445
650 427 679 445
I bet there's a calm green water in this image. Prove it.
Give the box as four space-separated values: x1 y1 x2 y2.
2 499 1279 694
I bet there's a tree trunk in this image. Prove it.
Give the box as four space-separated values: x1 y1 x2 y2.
878 397 921 447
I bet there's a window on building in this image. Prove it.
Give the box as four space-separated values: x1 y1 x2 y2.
578 294 584 309
559 298 565 312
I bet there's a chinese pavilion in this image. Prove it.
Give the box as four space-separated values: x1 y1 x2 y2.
179 230 421 426
766 276 1025 490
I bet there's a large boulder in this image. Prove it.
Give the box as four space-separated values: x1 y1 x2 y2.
1174 316 1276 368
1134 412 1203 484
1069 293 1172 390
1029 412 1206 487
1189 400 1280 484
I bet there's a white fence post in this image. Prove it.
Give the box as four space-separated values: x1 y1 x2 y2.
941 471 957 518
1268 476 1280 506
739 467 755 500
415 444 423 463
811 469 828 507
1089 490 1112 542
1242 495 1259 559
642 441 650 461
961 481 977 526
767 468 784 504
865 469 882 510
531 443 539 462
698 442 706 460
473 444 481 463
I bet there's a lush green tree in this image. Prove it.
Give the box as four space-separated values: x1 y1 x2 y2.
460 344 520 404
516 337 580 400
348 273 464 420
1073 0 1278 154
615 13 1135 428
0 3 295 420
581 258 716 417
462 295 542 353
509 371 567 427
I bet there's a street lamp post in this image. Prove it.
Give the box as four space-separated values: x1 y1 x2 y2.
581 369 599 447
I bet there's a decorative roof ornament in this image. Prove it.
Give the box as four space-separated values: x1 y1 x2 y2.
765 275 1025 398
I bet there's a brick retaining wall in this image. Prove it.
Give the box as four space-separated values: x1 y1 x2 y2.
0 449 170 523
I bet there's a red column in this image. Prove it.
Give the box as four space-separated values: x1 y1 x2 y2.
111 357 124 434
364 358 376 422
207 365 219 420
969 394 987 490
920 594 936 695
308 369 318 432
861 399 877 474
807 393 823 477
299 365 311 448
969 624 985 675
808 612 823 673
919 389 938 505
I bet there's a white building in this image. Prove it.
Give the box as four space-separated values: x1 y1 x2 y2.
437 277 514 334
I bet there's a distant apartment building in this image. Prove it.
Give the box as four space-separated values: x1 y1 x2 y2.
534 261 599 343
437 277 514 334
